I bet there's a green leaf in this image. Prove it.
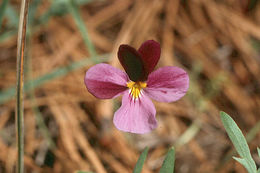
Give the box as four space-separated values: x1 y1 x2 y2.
159 147 175 173
233 157 255 173
220 111 257 173
133 147 149 173
257 148 260 158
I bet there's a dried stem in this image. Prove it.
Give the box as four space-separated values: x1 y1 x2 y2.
16 0 29 172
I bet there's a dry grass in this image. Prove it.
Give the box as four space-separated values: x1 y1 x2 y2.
0 0 260 172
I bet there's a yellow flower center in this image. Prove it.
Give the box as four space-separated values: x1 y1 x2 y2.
127 81 147 99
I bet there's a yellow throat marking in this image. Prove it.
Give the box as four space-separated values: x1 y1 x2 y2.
127 81 147 99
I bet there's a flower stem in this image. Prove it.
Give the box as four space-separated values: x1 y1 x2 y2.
16 0 29 172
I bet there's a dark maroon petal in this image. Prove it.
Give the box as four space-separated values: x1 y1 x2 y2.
118 45 145 82
138 40 161 75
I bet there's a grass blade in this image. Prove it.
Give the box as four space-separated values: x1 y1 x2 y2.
6 5 19 28
133 147 149 173
28 0 41 25
159 147 175 173
25 32 56 149
67 0 97 59
0 0 8 28
0 54 109 105
0 29 16 42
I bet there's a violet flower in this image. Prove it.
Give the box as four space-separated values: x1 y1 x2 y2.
84 40 189 134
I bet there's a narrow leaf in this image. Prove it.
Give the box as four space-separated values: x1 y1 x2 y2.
133 147 149 173
257 148 260 158
220 111 257 172
233 157 255 173
159 147 175 173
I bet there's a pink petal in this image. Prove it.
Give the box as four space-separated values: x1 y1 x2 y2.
85 63 129 99
113 92 157 134
145 66 189 102
138 40 161 75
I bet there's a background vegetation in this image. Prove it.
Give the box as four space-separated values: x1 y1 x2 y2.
0 0 260 172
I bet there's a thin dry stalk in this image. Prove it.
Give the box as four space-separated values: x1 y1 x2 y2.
16 0 30 172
